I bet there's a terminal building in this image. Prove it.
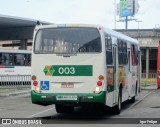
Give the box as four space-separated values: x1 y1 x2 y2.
0 14 49 50
0 15 159 79
116 29 160 79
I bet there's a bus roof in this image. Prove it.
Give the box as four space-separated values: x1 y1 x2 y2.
35 24 139 45
103 27 139 45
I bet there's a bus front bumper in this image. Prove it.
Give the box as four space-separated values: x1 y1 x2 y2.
31 90 106 106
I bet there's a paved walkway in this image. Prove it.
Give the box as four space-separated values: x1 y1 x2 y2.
0 88 30 97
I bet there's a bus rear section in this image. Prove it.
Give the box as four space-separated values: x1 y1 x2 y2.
31 25 107 112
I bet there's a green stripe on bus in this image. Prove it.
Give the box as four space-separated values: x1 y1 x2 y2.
0 66 14 68
31 90 106 105
5 66 14 68
43 65 93 76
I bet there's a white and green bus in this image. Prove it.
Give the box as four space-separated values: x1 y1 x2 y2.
31 24 140 114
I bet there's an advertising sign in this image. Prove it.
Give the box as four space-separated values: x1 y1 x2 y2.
120 0 134 17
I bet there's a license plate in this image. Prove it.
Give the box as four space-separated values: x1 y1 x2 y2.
56 95 77 100
61 82 74 88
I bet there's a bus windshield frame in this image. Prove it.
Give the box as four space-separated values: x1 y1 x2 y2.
34 27 102 54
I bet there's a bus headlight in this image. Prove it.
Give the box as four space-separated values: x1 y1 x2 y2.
35 86 40 91
95 87 100 92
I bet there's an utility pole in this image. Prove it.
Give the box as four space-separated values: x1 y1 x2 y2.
135 20 142 37
125 16 128 29
116 0 140 29
117 17 137 29
114 0 117 29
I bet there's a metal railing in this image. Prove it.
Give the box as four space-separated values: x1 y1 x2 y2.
0 73 157 89
0 75 31 88
141 73 157 88
141 73 157 79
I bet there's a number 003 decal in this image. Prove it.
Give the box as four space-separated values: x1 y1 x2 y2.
58 67 75 75
43 65 93 76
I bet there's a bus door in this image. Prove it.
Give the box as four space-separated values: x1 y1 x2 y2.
127 50 132 98
128 45 136 97
113 45 118 104
112 37 118 104
106 36 117 105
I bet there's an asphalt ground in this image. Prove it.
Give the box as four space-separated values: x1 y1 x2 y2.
0 88 160 127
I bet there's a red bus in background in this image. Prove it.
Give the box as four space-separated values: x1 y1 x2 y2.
157 42 160 89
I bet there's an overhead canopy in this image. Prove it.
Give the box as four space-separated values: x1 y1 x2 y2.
0 14 51 40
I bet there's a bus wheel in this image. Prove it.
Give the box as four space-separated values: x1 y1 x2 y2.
55 104 74 113
129 96 135 103
55 104 65 113
113 90 122 114
64 106 74 113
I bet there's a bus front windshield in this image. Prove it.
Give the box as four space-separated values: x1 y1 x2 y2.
34 27 101 54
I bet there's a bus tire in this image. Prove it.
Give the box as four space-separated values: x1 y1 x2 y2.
129 96 135 103
55 104 65 113
135 82 138 96
64 106 74 113
55 104 74 113
113 89 122 114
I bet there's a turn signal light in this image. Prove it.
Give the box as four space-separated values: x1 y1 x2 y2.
98 75 104 81
32 75 36 81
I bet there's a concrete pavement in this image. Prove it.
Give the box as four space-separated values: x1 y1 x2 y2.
0 88 30 97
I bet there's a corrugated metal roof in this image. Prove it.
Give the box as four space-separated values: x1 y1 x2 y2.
0 14 51 28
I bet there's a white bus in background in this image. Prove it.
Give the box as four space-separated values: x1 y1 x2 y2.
31 24 140 114
0 49 31 86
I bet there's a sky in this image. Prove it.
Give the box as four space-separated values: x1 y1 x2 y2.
0 0 160 29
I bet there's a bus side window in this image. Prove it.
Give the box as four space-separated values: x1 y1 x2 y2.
1 53 10 65
9 53 13 65
27 54 31 66
135 45 138 65
118 40 127 65
131 45 138 65
105 36 113 65
14 54 25 66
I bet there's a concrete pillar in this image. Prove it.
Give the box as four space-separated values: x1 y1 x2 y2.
146 48 149 78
